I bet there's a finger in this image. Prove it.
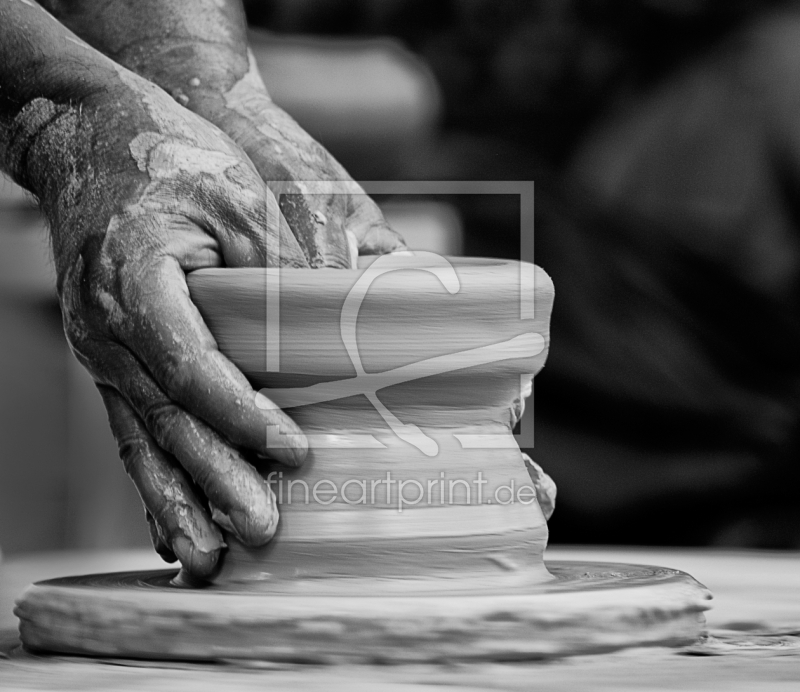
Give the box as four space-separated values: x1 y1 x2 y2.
208 184 310 269
346 195 407 255
208 187 309 269
277 186 351 268
143 134 309 269
116 255 307 467
97 350 281 547
145 510 177 564
241 145 352 268
357 222 408 255
98 384 224 577
522 453 557 521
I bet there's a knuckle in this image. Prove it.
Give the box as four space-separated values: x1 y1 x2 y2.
156 358 195 400
141 400 183 449
59 251 123 350
116 433 149 477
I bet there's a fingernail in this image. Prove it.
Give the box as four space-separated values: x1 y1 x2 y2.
172 534 221 579
172 535 193 561
228 508 278 547
257 393 308 465
211 501 278 547
279 434 308 467
266 427 308 466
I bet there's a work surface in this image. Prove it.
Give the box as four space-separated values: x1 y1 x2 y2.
1 547 798 691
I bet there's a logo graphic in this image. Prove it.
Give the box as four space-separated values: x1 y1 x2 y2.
257 182 539 455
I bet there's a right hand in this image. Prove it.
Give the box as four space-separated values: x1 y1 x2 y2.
39 68 310 578
208 64 408 268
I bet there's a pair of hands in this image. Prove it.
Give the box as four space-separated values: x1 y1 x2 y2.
23 11 404 577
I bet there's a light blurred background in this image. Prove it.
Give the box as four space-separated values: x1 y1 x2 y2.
2 0 799 556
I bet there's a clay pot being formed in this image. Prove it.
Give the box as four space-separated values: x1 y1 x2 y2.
187 253 555 593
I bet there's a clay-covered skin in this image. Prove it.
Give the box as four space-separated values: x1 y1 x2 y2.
0 0 311 578
41 0 407 267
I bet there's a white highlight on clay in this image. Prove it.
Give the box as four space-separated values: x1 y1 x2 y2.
455 434 522 449
303 434 387 449
345 230 359 269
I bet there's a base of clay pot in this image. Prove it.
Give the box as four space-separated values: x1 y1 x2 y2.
15 561 711 663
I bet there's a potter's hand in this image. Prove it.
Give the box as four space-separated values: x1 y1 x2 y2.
39 0 407 268
61 90 310 577
511 383 555 520
195 62 408 268
67 92 310 577
522 454 556 521
0 2 308 578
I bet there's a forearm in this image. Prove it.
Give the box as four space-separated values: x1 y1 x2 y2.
0 1 177 192
39 0 256 121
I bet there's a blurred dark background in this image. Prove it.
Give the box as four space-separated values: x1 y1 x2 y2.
1 0 798 555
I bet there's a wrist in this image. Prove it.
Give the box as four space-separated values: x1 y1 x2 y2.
4 99 75 196
6 96 97 286
7 83 166 287
119 41 261 119
6 79 154 202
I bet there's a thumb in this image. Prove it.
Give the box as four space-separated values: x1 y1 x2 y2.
209 183 310 269
356 222 408 256
346 196 407 256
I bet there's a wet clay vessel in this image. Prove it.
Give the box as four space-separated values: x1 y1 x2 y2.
15 254 711 662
